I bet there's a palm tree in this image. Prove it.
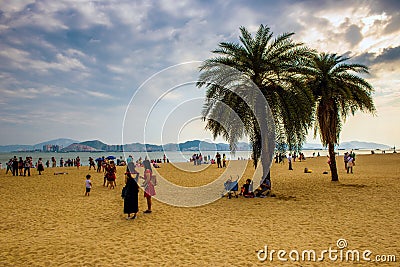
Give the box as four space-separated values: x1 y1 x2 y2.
197 24 314 184
306 53 375 181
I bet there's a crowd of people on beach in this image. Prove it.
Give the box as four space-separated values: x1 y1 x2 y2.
4 156 45 176
189 151 232 167
2 150 365 221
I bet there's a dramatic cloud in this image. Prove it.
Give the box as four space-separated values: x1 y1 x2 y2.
0 0 399 145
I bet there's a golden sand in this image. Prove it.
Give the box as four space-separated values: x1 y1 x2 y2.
0 153 399 266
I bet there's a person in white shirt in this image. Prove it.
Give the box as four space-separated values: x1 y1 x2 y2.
85 174 92 196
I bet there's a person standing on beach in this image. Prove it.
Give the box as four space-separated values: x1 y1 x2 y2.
141 169 156 213
124 171 139 219
37 157 44 175
347 156 354 174
288 154 293 170
96 157 103 172
126 155 133 165
343 152 349 170
85 174 92 196
76 156 81 169
51 157 56 167
350 150 356 166
18 157 24 176
23 157 31 176
88 157 96 170
216 152 222 168
142 157 152 173
12 156 19 176
6 159 12 174
105 161 117 189
222 154 226 167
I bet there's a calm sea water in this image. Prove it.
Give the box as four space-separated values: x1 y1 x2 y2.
0 149 384 167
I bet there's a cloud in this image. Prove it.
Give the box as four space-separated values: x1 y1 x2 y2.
375 46 400 63
352 46 400 66
344 23 363 47
86 90 114 99
0 0 399 146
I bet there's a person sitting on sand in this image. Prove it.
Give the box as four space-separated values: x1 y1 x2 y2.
241 179 254 198
254 180 271 197
153 162 160 168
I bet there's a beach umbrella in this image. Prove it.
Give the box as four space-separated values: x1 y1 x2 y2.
106 155 116 160
95 158 102 161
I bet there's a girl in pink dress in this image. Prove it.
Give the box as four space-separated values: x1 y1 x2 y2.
142 169 156 213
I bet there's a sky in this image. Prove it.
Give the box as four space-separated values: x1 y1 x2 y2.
0 0 399 147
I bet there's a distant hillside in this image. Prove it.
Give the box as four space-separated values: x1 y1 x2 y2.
0 138 78 152
80 140 108 150
33 138 79 150
302 141 392 150
0 145 35 152
337 141 391 150
123 143 147 152
61 143 99 152
0 138 392 153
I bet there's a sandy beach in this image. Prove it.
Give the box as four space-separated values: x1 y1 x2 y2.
0 153 399 266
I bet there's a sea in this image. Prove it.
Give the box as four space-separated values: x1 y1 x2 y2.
0 149 387 167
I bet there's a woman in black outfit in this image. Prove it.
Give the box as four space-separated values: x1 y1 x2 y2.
124 172 139 220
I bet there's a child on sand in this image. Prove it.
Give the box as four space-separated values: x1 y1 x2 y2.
85 174 92 196
241 179 254 198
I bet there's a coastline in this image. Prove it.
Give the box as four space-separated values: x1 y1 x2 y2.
0 148 395 167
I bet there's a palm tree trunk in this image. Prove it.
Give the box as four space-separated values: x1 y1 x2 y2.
328 142 339 181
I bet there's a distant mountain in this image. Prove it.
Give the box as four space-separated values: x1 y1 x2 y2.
337 141 391 150
0 138 78 152
0 138 391 153
79 140 108 151
0 145 35 152
61 143 99 152
302 141 391 150
33 138 79 150
123 142 147 152
302 143 325 150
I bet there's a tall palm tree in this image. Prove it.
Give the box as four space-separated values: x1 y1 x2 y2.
307 53 375 181
197 24 314 183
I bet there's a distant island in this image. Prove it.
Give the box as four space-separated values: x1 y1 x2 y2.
0 138 393 153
